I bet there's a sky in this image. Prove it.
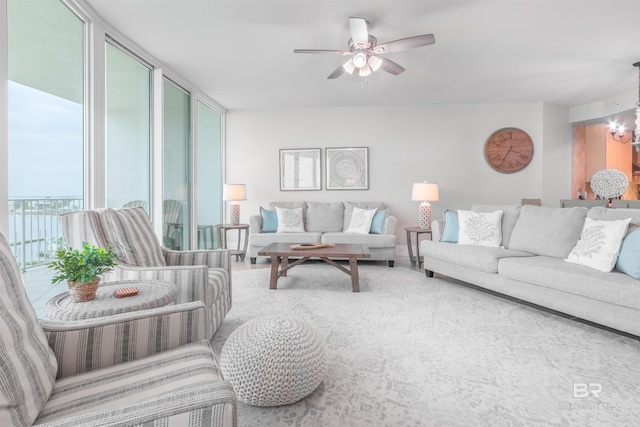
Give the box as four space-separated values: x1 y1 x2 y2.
8 81 83 198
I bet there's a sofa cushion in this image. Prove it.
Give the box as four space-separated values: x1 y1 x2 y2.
472 204 521 247
321 232 396 249
98 207 166 266
34 341 228 426
260 207 278 233
269 202 307 219
420 240 534 274
345 207 377 234
498 255 640 310
615 228 640 278
508 205 587 258
343 202 386 231
305 202 344 232
457 210 503 247
565 217 630 272
275 207 305 232
587 206 640 225
0 234 57 426
370 209 388 234
251 232 322 246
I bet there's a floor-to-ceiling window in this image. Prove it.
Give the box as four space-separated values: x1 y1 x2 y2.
163 78 190 250
7 0 84 270
105 41 151 213
196 100 222 249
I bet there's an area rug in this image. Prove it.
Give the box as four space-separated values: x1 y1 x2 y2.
211 263 640 426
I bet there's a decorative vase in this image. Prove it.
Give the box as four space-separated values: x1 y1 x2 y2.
68 277 100 302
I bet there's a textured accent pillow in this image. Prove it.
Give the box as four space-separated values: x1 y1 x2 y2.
508 205 588 258
616 227 640 278
345 207 377 234
343 202 386 231
369 209 388 234
275 206 305 232
457 210 503 247
566 217 630 272
260 207 278 233
440 209 459 243
472 204 521 247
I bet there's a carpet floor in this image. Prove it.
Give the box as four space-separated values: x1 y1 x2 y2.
211 263 640 427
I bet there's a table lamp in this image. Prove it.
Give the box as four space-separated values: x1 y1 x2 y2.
411 182 439 229
223 184 246 225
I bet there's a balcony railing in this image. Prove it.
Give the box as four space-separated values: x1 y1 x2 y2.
9 197 83 271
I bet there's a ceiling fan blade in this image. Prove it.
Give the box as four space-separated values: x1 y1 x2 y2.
293 49 351 55
348 17 369 46
327 64 347 79
379 57 406 75
373 34 435 54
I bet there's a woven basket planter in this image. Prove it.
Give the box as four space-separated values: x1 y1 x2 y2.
67 277 100 302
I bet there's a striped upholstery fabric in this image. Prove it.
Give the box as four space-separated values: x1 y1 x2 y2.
0 233 58 426
59 208 232 339
99 207 167 267
58 210 110 249
41 301 209 378
33 341 237 427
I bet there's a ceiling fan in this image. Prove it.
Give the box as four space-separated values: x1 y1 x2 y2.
293 17 435 79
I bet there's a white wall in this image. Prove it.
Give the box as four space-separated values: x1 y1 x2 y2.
226 103 572 245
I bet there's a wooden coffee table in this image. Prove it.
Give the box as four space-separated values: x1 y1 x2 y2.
258 243 371 292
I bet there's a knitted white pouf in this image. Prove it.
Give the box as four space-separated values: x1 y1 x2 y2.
220 315 326 407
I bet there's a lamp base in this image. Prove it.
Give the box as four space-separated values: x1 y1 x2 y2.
230 203 240 225
419 202 432 229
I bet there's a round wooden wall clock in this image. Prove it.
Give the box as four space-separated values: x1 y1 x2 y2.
484 127 534 173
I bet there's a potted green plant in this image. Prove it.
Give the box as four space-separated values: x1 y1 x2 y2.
48 242 118 302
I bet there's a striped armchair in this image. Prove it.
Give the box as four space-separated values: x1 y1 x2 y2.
0 233 237 426
59 207 232 339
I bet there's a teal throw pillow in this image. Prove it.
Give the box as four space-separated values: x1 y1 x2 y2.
615 227 640 278
369 209 388 234
440 209 459 243
260 207 278 233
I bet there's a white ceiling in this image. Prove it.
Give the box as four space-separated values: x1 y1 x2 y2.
83 0 640 111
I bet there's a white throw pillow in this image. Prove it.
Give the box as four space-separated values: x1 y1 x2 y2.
565 217 630 272
457 210 503 247
275 206 305 232
345 207 377 234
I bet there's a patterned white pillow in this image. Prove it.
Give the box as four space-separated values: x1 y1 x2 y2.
565 217 630 272
345 207 377 234
275 206 305 232
457 210 503 247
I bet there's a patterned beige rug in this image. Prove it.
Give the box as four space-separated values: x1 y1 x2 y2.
211 263 640 426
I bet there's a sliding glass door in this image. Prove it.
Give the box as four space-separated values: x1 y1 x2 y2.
7 0 84 269
105 41 151 213
163 79 190 250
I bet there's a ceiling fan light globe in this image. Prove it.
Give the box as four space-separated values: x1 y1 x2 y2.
359 64 372 77
353 51 367 68
368 55 383 72
343 59 356 74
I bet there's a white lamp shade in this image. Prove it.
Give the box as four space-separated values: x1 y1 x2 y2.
223 184 246 201
411 182 439 202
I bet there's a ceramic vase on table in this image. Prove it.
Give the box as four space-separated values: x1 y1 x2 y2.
68 277 100 302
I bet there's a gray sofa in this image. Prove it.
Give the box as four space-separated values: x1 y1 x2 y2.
249 201 397 266
421 204 640 337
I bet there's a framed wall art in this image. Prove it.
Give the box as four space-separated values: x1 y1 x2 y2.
326 147 369 190
279 148 321 191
